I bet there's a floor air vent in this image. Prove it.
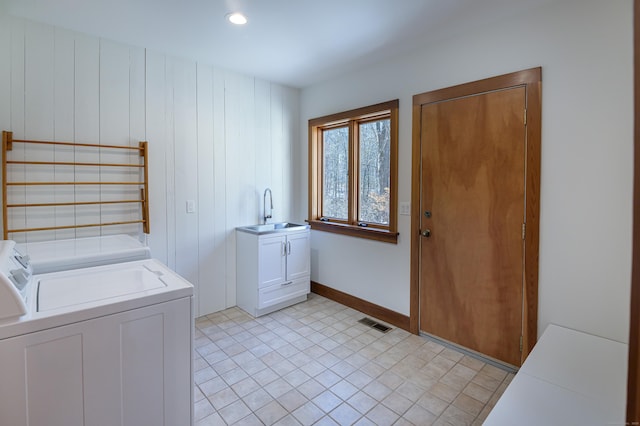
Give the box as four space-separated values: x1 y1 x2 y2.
358 317 391 333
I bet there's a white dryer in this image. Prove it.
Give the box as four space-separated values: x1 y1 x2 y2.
0 240 194 426
15 234 151 274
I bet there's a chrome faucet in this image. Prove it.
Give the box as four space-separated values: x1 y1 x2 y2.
263 188 273 224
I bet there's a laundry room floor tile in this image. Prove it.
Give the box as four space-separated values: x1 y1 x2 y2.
194 294 513 425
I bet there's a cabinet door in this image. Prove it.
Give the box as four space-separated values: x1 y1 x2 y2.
0 298 192 426
0 329 85 426
286 231 310 281
258 235 287 288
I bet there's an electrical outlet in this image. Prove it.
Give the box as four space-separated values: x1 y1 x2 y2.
399 202 410 216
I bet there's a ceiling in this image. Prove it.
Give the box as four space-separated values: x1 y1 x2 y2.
3 0 552 88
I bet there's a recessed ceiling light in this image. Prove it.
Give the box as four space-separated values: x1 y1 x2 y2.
227 13 247 25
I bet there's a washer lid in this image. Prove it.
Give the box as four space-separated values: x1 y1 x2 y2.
37 264 167 312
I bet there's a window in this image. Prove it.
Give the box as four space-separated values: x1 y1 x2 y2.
308 100 399 243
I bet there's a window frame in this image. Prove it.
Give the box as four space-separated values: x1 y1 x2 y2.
308 99 399 243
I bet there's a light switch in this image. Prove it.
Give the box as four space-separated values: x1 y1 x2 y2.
186 200 196 213
399 202 410 216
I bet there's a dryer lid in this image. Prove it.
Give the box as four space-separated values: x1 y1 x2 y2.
17 234 151 274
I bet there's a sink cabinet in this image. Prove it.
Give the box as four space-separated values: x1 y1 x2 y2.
236 228 310 316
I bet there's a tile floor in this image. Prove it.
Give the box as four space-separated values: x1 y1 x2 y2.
193 294 513 426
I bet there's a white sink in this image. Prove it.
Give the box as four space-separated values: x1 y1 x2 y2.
237 222 309 234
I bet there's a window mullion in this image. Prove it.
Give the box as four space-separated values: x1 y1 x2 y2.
316 128 323 219
350 120 359 226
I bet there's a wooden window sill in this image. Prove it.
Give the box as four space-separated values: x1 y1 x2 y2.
307 219 399 244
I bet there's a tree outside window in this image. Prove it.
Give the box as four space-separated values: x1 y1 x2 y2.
359 118 391 225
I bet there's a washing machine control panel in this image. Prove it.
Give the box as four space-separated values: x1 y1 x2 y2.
13 252 31 269
0 241 31 320
6 250 32 292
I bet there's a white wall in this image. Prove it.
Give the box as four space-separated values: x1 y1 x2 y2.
0 14 300 317
298 0 633 343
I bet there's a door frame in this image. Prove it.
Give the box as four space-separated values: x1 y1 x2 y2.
627 0 639 421
409 68 542 362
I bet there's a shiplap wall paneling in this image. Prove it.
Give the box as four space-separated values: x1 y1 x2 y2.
24 22 55 243
0 15 302 316
269 85 297 224
99 40 146 238
223 71 256 308
0 15 8 236
145 50 169 266
255 79 272 223
99 40 130 237
283 87 298 220
0 14 10 240
270 85 284 223
196 63 221 315
0 14 10 134
228 72 257 227
52 28 76 241
212 66 228 310
164 56 177 271
172 58 200 313
223 70 240 309
73 34 100 239
9 18 27 243
129 46 146 238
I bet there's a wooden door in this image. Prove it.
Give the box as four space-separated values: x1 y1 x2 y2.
419 87 526 366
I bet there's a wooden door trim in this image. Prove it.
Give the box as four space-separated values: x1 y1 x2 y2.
409 67 542 363
412 68 541 105
628 0 639 421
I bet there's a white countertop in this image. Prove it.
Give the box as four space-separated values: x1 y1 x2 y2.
484 324 628 426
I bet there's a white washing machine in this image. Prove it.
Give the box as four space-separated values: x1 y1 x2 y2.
16 234 151 274
0 240 193 426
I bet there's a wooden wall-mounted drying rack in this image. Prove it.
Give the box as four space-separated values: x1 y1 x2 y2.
1 130 150 240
